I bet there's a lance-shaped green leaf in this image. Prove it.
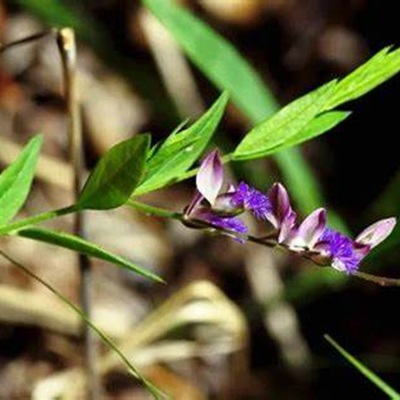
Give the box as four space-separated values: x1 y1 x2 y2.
325 47 400 110
135 92 228 195
325 335 400 399
0 135 42 226
78 135 150 210
233 82 337 160
143 0 329 213
17 227 163 283
260 110 351 157
143 0 275 123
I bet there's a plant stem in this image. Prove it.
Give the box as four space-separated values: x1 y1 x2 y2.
0 30 54 53
130 201 400 288
0 205 76 236
128 200 276 246
0 250 165 400
353 271 400 287
56 28 99 400
128 200 182 220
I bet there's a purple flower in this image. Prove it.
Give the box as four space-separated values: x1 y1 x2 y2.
185 149 271 237
285 208 327 250
184 206 248 242
203 212 248 243
184 150 397 268
264 183 297 242
228 182 272 219
307 217 396 274
195 149 223 205
355 218 397 248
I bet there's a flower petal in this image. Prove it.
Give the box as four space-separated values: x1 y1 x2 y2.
355 217 397 248
196 149 223 205
230 182 271 219
288 208 326 249
278 209 297 243
316 228 370 274
185 190 204 216
266 183 293 228
203 213 248 243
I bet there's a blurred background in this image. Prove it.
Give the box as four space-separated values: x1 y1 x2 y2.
0 0 399 399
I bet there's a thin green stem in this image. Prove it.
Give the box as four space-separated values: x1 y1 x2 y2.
0 250 166 400
325 334 400 399
128 200 182 220
128 200 276 246
0 205 77 236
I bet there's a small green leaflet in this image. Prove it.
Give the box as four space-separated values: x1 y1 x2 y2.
233 82 337 160
325 335 400 399
144 0 400 212
325 47 400 110
17 227 164 283
142 0 336 214
234 46 400 160
282 111 350 152
0 135 42 226
134 92 228 195
77 135 150 210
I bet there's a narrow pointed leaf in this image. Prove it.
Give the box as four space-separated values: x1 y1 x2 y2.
143 0 331 213
145 0 400 206
233 82 337 160
78 135 150 210
325 47 400 110
17 227 163 283
325 335 400 399
264 111 351 156
135 92 228 195
0 135 42 226
143 0 276 122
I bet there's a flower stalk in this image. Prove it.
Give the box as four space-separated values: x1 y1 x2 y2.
131 148 399 286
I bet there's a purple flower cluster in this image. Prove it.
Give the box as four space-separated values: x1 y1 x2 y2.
184 149 397 274
185 150 273 239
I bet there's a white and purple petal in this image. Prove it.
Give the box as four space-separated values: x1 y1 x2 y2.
196 149 223 205
266 183 294 229
355 217 396 248
286 208 326 250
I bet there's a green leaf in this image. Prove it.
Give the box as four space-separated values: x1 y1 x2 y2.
16 0 89 34
266 111 351 156
17 227 163 283
143 0 276 123
325 335 400 399
78 135 150 210
325 47 400 110
0 135 42 226
143 0 329 213
135 93 228 195
233 82 337 160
